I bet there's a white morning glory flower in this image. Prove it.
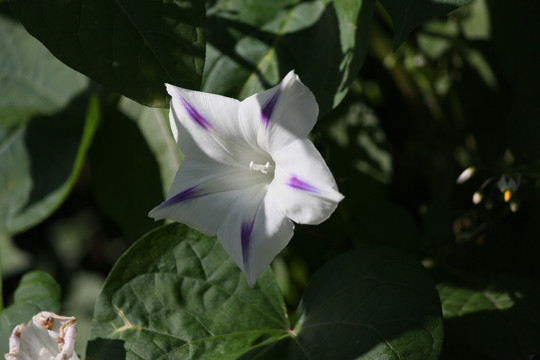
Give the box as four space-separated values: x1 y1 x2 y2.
4 312 79 360
149 70 344 286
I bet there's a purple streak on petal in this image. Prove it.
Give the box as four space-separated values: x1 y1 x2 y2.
179 96 213 131
261 88 281 129
241 216 256 269
160 186 203 207
287 175 321 194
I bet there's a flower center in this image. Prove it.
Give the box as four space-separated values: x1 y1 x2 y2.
249 161 275 175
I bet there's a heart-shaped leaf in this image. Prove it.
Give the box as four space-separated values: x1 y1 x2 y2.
86 224 288 359
88 224 442 359
9 0 206 107
241 245 443 359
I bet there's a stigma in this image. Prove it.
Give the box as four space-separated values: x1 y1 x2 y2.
249 161 275 174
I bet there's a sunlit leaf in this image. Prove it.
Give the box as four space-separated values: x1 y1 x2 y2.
88 225 442 359
9 0 206 107
458 0 490 40
86 224 288 359
438 277 540 359
204 0 375 115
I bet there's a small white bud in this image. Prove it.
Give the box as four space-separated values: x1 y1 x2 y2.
456 166 476 184
472 192 483 204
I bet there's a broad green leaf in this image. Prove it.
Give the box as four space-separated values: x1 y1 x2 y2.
378 0 471 49
88 104 164 241
86 223 289 359
0 11 96 235
0 97 99 235
119 97 183 196
438 277 540 359
88 226 442 359
9 0 206 108
241 245 443 359
203 0 375 115
0 11 87 126
0 271 61 355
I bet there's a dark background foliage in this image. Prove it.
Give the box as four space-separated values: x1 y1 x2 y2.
1 0 539 358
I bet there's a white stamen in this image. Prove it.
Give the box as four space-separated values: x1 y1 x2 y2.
249 161 274 174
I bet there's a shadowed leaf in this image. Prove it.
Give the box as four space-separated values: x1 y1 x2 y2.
10 0 206 107
379 0 471 49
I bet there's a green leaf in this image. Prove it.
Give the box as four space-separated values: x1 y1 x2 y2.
438 277 540 359
88 104 165 241
9 0 206 108
0 97 99 235
242 245 443 359
119 97 183 196
0 271 61 355
0 11 88 126
86 223 289 359
378 0 471 49
0 234 30 278
204 0 375 115
88 226 442 359
0 11 97 235
458 0 490 40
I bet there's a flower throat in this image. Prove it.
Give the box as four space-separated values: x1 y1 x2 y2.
249 161 275 175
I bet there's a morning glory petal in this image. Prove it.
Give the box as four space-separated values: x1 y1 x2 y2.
243 193 295 286
167 84 244 165
217 186 294 287
149 157 269 235
271 138 343 224
239 70 318 154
